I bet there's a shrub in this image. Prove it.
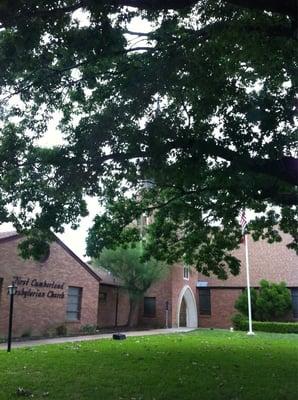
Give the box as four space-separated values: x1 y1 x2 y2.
235 288 258 319
253 321 298 334
234 280 292 322
231 314 247 330
21 330 31 338
56 325 67 336
255 280 292 321
232 318 298 334
81 324 98 334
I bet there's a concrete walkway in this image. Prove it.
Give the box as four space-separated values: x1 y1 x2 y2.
0 327 195 350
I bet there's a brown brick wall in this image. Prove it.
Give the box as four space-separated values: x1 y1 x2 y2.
0 237 100 338
138 264 199 328
198 288 242 329
97 285 130 328
138 272 172 328
197 233 298 287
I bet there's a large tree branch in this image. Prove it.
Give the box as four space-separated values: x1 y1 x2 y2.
16 142 297 207
114 0 197 9
92 136 298 189
115 0 297 17
148 134 297 190
90 138 298 203
185 20 296 40
228 0 297 18
200 140 298 188
255 187 298 206
0 0 296 28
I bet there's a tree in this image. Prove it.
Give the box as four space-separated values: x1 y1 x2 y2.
234 287 258 319
0 1 297 274
235 280 292 321
255 279 292 321
93 244 168 326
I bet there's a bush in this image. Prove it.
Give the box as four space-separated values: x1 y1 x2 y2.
231 314 246 330
56 325 67 336
21 330 31 338
253 321 298 334
81 324 98 334
234 280 292 322
232 316 298 334
255 280 292 321
235 289 258 319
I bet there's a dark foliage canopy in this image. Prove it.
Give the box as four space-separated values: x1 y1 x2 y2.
0 1 297 276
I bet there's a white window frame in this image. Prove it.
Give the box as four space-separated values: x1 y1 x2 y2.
183 266 189 280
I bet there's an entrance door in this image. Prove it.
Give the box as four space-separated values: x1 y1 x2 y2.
179 297 187 327
177 286 198 328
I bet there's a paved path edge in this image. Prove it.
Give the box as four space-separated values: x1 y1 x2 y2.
0 327 196 350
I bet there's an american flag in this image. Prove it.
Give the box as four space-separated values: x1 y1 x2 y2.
240 209 247 234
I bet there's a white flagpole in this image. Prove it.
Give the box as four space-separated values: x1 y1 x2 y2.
244 231 254 336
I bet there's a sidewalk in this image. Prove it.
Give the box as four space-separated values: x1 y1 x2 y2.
0 327 195 350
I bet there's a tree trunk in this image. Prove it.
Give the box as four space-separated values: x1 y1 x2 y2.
127 298 140 328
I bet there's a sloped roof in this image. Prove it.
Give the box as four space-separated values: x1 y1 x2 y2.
0 230 101 282
90 265 122 287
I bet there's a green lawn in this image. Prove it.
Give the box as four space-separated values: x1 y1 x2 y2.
0 330 297 400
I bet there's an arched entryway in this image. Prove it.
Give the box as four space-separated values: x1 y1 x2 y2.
179 297 187 327
177 286 198 328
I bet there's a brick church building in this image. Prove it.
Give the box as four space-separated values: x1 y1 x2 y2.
0 232 101 338
196 233 298 328
0 230 297 339
98 231 298 330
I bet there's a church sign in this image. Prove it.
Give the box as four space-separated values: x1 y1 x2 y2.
11 276 65 299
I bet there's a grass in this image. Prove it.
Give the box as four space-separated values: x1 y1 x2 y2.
0 330 297 400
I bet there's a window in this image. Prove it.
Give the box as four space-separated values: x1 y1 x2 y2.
199 288 211 315
183 266 189 280
66 286 82 321
144 297 156 317
99 292 107 304
292 289 298 319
